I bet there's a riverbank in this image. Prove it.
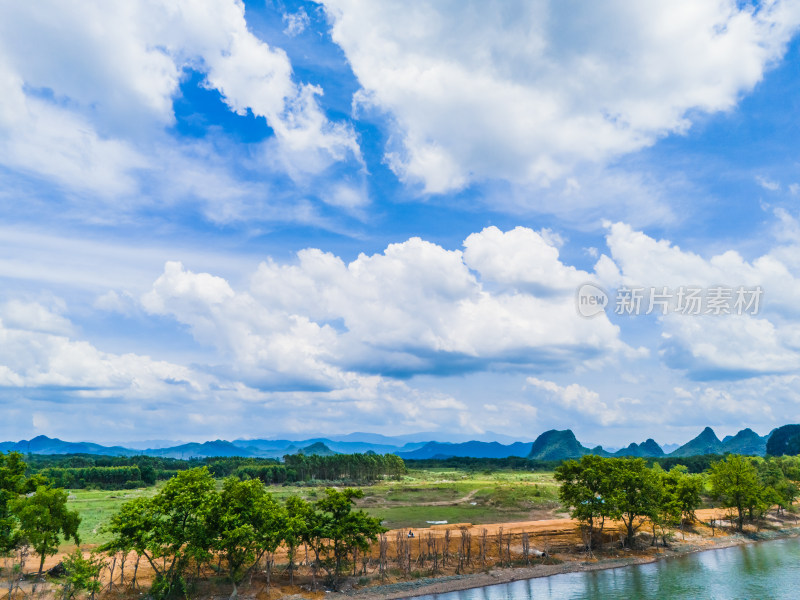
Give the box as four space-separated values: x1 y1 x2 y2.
10 509 799 600
330 520 800 600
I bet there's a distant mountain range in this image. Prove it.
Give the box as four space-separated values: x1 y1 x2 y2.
0 426 777 461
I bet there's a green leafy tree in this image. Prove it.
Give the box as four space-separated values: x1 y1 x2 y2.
648 465 672 546
105 467 217 598
149 467 218 597
283 496 311 586
99 497 154 590
60 549 103 600
554 455 614 551
607 458 661 547
139 464 157 486
673 468 704 525
12 486 80 576
653 465 702 544
709 454 762 531
312 488 385 589
757 457 799 515
0 452 29 553
212 477 286 596
1 452 47 554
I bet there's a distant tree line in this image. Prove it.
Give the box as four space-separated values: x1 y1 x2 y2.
24 454 193 471
21 453 406 490
646 454 724 473
215 453 406 485
280 453 406 483
39 465 148 489
405 456 562 471
24 455 197 489
407 453 764 474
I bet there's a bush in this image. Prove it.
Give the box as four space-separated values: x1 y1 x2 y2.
60 549 102 600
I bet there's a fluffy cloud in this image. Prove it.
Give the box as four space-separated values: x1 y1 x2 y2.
1 300 74 337
141 227 630 386
324 0 800 192
0 0 358 203
602 221 800 379
523 372 800 436
462 226 585 294
525 377 646 427
0 298 473 440
0 303 212 396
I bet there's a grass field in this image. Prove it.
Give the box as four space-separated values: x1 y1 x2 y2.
66 486 160 547
65 469 563 548
356 469 562 528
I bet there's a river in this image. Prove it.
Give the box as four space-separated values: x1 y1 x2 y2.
408 537 800 599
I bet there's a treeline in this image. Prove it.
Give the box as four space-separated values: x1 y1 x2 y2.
40 465 149 489
102 467 384 598
25 454 198 489
208 453 406 485
281 453 406 483
406 454 762 474
556 454 800 550
405 456 562 471
646 454 724 473
24 454 195 471
21 453 407 490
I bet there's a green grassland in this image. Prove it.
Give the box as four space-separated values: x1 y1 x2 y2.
67 486 160 546
357 469 562 529
65 469 562 548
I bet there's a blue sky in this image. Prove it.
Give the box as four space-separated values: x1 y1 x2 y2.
2 0 800 447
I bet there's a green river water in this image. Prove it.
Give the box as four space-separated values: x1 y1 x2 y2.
408 536 800 599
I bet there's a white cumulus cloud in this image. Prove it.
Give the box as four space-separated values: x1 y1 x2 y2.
323 0 800 193
602 221 800 379
0 0 359 202
140 227 631 387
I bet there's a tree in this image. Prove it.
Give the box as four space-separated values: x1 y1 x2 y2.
654 466 702 543
709 454 762 531
1 452 47 554
106 467 217 598
212 477 286 596
139 464 157 486
99 497 154 590
0 452 28 553
673 468 703 525
312 488 385 589
60 549 103 600
148 468 218 597
12 486 80 576
757 457 799 515
283 496 311 587
554 455 614 552
607 458 660 547
648 466 672 546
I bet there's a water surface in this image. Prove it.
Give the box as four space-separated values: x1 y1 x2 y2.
410 537 800 599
